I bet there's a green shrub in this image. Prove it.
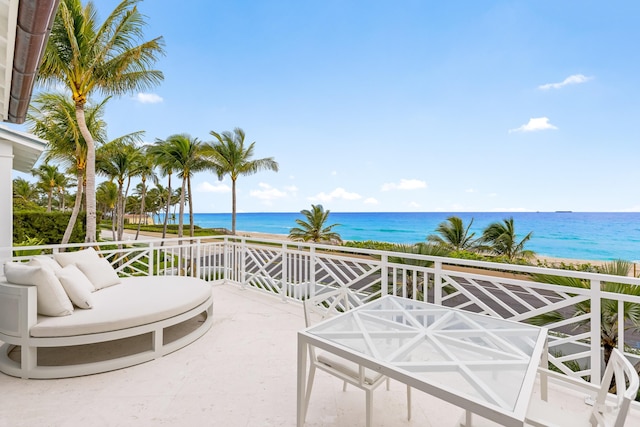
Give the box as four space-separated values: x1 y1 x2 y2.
13 211 86 245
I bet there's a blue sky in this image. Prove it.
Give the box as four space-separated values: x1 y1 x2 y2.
11 0 640 213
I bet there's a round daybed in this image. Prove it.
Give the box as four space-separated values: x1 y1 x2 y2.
0 251 213 379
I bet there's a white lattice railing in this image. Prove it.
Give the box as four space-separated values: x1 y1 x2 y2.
4 235 640 388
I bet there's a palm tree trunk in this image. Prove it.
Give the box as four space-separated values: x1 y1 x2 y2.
162 173 171 243
135 181 146 240
231 178 237 235
178 178 186 239
116 181 125 241
188 175 195 238
47 188 53 212
75 105 97 243
61 170 84 245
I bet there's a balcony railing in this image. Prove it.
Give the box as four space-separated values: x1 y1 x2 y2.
5 235 640 390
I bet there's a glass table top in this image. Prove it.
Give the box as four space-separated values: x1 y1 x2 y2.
306 295 545 412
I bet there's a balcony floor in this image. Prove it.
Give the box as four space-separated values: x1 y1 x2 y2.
1 283 638 426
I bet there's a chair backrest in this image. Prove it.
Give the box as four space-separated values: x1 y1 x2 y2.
591 348 640 427
303 287 363 328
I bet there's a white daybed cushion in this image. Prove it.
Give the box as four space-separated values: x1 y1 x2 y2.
53 247 100 268
31 276 213 337
56 265 95 309
4 262 74 317
76 257 121 290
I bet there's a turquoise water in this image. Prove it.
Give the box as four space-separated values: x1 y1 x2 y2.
181 212 640 261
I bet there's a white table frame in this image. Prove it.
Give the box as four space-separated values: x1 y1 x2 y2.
297 295 548 427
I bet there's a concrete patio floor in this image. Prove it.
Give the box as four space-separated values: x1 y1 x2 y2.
1 283 639 426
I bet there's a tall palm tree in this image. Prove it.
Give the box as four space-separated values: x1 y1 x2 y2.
31 163 66 212
427 216 478 251
159 134 209 238
206 128 279 234
27 92 109 244
289 204 342 244
97 140 143 241
37 0 165 242
480 217 534 262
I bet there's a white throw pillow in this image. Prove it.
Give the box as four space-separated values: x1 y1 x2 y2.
56 265 95 309
4 262 74 316
53 247 100 268
28 255 63 273
76 257 121 290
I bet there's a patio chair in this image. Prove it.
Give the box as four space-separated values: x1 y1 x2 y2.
302 288 411 427
526 348 639 427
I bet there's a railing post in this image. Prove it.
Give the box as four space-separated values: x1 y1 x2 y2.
309 246 316 299
381 254 388 297
618 300 624 351
281 242 288 302
434 260 442 305
148 242 154 277
223 237 229 283
196 238 202 279
240 238 247 289
590 279 601 384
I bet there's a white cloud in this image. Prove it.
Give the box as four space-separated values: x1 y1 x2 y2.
364 197 379 205
465 188 476 193
538 74 592 90
509 117 558 133
310 187 362 202
197 181 231 193
284 185 298 194
331 170 338 176
408 201 421 208
381 179 427 191
135 92 163 103
250 183 287 200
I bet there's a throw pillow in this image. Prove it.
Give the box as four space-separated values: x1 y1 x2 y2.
28 255 63 273
76 257 121 290
4 262 74 316
56 265 95 309
53 247 100 268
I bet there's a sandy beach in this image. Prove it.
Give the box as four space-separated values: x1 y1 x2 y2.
108 228 620 272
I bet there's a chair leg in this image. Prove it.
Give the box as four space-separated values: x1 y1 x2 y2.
365 389 373 427
343 380 348 392
386 377 390 391
406 385 412 420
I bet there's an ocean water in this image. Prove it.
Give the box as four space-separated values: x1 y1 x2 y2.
184 212 640 261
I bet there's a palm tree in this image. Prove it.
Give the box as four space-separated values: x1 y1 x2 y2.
13 177 38 204
158 134 209 238
289 204 342 244
147 140 175 240
96 181 118 240
31 163 67 212
480 217 534 262
133 149 158 239
37 0 165 242
97 140 143 241
206 128 279 234
530 260 640 369
427 216 478 251
27 92 109 244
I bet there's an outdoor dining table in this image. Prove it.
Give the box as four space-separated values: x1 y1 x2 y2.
297 295 548 427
